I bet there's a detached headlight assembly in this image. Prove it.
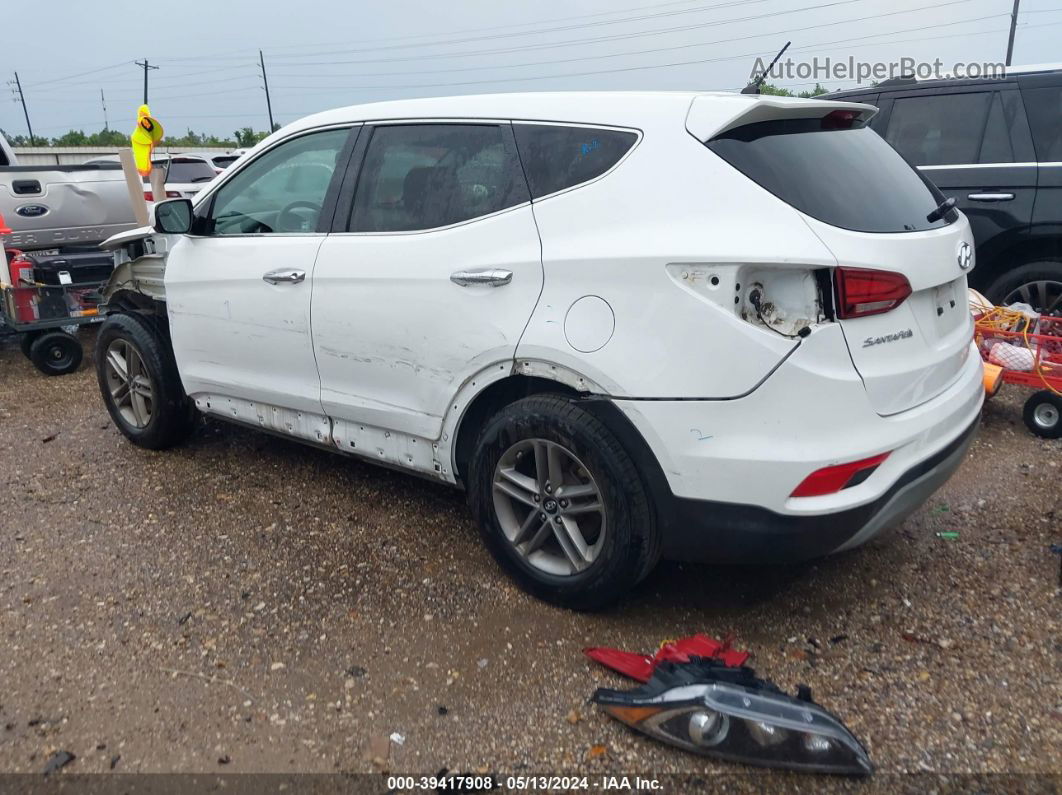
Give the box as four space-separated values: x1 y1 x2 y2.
592 658 873 776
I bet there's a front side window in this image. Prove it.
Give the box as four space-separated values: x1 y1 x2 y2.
350 124 527 233
204 128 349 235
884 92 991 166
513 124 638 198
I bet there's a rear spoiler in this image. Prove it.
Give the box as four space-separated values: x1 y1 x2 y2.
686 95 878 142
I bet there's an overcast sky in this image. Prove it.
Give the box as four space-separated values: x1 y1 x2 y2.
3 0 1059 141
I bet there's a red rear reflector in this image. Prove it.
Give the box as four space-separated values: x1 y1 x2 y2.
835 267 912 319
790 452 890 498
821 109 860 130
143 191 153 201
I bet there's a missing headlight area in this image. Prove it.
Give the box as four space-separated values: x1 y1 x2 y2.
592 657 873 776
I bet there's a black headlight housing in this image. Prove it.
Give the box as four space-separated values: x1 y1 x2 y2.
592 658 873 776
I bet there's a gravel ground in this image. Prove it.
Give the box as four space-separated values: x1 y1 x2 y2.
0 328 1059 788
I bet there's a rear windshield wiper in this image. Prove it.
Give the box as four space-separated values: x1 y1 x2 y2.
926 196 956 223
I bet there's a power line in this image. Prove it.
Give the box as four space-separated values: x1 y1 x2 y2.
155 0 771 63
267 1 1005 92
272 0 871 66
268 9 1010 83
22 61 131 89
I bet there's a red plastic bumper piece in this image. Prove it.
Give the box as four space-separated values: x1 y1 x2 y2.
584 634 750 682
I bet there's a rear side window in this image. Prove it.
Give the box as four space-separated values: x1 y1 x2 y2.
513 124 637 199
350 124 528 233
1022 85 1062 161
164 159 218 183
884 93 991 165
707 118 949 233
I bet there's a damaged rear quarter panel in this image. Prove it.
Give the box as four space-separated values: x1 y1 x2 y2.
516 117 837 399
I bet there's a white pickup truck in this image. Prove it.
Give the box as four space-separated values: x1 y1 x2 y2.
0 132 139 252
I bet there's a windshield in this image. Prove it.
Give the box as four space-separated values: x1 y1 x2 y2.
706 118 951 233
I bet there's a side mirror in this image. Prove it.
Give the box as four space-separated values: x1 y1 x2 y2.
153 198 194 234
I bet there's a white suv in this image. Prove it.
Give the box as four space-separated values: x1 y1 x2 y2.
96 91 984 609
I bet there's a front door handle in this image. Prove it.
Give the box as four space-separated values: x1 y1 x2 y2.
967 192 1014 202
262 268 306 285
450 269 513 287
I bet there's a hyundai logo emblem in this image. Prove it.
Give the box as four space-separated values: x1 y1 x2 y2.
957 242 973 271
15 204 49 218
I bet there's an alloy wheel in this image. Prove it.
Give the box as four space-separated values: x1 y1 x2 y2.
492 438 606 576
104 339 155 429
1003 279 1062 316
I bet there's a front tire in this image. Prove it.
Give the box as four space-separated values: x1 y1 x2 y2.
94 313 196 449
468 394 659 610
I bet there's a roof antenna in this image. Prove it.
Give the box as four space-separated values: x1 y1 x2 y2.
741 41 791 95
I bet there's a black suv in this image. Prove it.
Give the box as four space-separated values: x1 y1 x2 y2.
827 66 1062 315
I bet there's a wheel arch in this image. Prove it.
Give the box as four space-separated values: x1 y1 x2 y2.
973 232 1062 292
448 366 672 514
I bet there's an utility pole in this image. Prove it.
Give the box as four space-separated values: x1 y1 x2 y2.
1005 0 1020 67
11 72 35 145
259 49 275 131
101 89 109 130
134 59 158 104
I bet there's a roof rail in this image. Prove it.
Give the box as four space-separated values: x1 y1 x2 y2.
877 75 918 87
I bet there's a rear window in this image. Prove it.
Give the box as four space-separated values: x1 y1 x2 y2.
514 124 637 199
707 118 950 233
159 159 217 184
213 155 239 169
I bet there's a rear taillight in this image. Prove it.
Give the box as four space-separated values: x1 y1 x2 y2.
834 268 911 319
790 452 890 498
143 191 181 201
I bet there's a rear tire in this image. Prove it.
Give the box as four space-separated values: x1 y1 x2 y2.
94 312 196 450
468 394 659 610
985 260 1062 316
29 331 82 376
1023 390 1062 439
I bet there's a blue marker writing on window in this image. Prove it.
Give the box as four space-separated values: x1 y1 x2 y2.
580 139 600 156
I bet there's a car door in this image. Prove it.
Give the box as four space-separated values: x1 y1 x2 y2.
165 125 357 420
882 86 1036 253
311 121 542 446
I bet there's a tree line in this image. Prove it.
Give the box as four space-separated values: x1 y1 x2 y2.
1 126 275 149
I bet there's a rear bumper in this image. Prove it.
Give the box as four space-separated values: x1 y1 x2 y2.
655 414 978 563
609 324 984 563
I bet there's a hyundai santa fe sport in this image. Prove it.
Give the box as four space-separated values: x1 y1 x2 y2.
94 91 984 609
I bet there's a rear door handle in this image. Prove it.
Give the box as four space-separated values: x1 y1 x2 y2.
262 268 306 284
967 192 1014 202
450 268 513 287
